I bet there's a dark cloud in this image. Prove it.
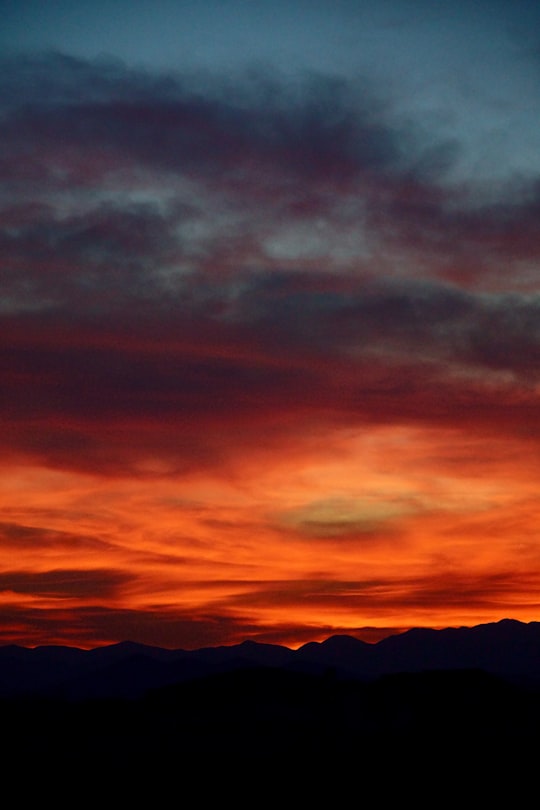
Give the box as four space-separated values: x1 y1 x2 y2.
0 568 131 599
0 521 110 551
2 273 540 476
2 52 540 478
0 55 402 183
2 53 539 310
381 181 540 288
211 571 540 616
1 52 538 273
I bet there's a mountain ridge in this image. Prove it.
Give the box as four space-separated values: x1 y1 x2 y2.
3 618 540 776
1 618 540 700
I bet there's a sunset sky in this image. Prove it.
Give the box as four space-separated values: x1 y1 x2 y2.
2 0 540 649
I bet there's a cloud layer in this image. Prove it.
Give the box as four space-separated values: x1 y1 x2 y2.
2 51 540 647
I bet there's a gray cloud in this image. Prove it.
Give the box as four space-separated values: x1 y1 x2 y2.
2 53 540 478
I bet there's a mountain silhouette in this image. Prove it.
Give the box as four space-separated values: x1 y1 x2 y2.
1 618 540 700
2 619 540 791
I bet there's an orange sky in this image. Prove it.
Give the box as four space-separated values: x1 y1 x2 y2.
2 414 540 648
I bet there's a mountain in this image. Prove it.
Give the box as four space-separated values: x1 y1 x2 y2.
1 618 540 700
297 618 540 681
3 619 540 788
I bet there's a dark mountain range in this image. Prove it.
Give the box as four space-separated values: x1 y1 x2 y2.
1 618 540 700
3 620 540 789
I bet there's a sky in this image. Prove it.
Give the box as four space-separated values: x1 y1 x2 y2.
1 0 540 649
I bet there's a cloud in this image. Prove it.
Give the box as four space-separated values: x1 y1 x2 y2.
2 53 539 311
0 566 536 649
2 275 540 478
2 53 540 479
0 567 131 599
0 55 402 176
275 496 412 540
0 521 112 551
212 570 540 617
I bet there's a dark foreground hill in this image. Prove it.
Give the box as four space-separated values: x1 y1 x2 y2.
3 619 540 789
4 663 540 796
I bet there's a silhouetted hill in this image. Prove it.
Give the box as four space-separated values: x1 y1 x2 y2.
2 619 540 700
296 633 373 675
296 619 540 682
3 622 540 789
4 664 538 776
